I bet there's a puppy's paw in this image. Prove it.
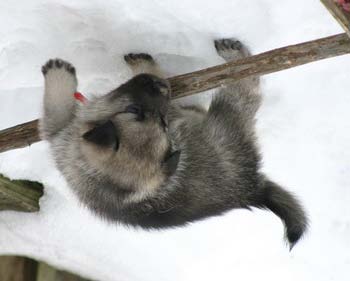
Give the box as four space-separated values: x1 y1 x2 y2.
42 58 76 76
42 58 77 98
124 53 155 66
214 38 251 62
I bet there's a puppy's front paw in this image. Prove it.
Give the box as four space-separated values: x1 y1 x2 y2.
42 58 77 98
124 53 155 66
42 58 76 76
214 38 251 62
123 53 163 76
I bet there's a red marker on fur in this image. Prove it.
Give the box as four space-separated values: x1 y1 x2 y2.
74 92 88 104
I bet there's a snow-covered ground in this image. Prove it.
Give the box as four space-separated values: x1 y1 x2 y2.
1 0 349 280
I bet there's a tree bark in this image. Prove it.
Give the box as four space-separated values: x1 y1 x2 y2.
0 256 38 281
0 33 349 154
0 120 40 154
0 174 43 212
169 33 350 97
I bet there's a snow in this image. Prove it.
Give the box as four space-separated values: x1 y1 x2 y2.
0 0 349 280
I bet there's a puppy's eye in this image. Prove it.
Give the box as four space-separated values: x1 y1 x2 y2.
125 104 141 114
125 104 145 121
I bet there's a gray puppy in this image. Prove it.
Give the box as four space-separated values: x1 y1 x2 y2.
40 39 307 248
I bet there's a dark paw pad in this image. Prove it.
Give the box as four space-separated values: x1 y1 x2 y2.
42 59 76 75
214 39 243 52
124 53 154 65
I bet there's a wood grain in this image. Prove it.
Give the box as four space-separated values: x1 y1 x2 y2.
0 120 40 154
0 174 43 212
0 256 38 281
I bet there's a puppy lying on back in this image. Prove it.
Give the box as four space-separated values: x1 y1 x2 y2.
41 39 307 248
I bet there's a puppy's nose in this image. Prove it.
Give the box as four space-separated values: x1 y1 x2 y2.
142 74 171 99
130 73 171 98
119 73 171 100
116 73 171 113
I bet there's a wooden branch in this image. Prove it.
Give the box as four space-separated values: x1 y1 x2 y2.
0 33 349 154
0 256 38 281
0 120 40 154
169 33 350 97
321 0 350 36
0 174 43 212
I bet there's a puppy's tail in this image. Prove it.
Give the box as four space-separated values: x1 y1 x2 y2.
256 177 308 249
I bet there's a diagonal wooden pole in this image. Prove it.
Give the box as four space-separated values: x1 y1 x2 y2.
0 33 349 154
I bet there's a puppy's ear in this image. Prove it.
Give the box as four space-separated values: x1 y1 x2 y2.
163 150 181 177
83 120 119 150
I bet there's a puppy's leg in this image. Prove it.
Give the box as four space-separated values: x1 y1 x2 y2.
124 53 163 77
209 39 261 133
209 41 308 248
40 59 77 140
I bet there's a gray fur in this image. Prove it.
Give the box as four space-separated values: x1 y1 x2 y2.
40 39 308 248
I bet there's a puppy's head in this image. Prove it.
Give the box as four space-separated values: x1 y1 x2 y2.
76 74 180 202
